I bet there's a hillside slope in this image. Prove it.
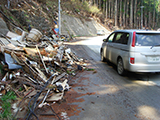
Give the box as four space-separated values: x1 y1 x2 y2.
0 0 111 37
61 14 111 36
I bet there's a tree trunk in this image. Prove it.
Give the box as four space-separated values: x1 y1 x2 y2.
103 0 105 13
156 1 159 28
126 1 129 28
109 0 111 19
153 0 155 29
115 0 117 26
123 0 126 28
111 0 114 20
130 0 133 28
106 0 108 19
144 9 147 28
134 0 137 28
99 0 101 9
119 0 122 27
149 0 151 29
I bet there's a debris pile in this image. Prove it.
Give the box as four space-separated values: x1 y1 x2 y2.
0 28 85 119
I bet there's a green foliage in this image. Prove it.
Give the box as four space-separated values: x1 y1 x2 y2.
70 0 100 14
89 5 100 13
1 91 16 102
18 87 23 91
0 91 17 119
37 0 46 4
75 8 80 13
46 0 57 9
26 19 31 22
66 70 75 74
85 68 95 71
9 16 14 21
63 20 67 23
24 14 29 18
82 1 90 11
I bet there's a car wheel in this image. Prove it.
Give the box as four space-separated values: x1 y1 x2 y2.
117 58 125 75
100 50 105 62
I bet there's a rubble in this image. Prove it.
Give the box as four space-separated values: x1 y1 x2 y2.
0 28 85 119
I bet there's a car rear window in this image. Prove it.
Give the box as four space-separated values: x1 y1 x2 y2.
135 33 160 46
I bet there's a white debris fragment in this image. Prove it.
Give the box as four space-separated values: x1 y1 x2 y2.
65 48 71 54
2 72 8 81
55 79 70 92
61 112 70 120
38 102 49 108
15 72 20 76
12 103 22 113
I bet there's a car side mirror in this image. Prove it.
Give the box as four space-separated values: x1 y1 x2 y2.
103 39 107 42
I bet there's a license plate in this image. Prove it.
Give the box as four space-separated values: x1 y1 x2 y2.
148 57 160 62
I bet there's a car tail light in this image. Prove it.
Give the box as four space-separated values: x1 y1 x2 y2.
132 31 136 47
130 57 135 64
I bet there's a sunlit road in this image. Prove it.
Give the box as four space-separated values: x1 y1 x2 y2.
65 35 160 120
79 35 106 53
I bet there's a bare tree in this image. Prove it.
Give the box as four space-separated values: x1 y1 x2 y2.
134 0 137 28
109 0 111 19
106 0 108 19
119 0 122 27
115 0 117 26
130 0 133 28
153 0 156 28
123 0 126 28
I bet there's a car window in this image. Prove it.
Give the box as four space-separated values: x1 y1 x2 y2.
113 32 129 44
114 33 123 43
121 33 129 44
107 33 115 42
135 33 160 46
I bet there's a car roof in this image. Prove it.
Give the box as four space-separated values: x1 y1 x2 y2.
113 29 160 33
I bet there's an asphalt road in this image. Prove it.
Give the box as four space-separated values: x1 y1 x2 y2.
65 36 160 120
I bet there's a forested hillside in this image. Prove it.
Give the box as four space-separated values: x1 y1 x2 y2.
80 0 160 30
1 0 160 34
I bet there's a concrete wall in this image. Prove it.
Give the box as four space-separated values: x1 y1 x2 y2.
61 14 97 36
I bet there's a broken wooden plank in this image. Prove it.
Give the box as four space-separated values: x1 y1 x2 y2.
36 45 48 74
6 31 21 39
54 72 66 83
56 45 64 62
24 89 39 98
0 37 8 46
4 43 24 51
38 76 56 108
23 47 38 56
22 58 47 84
46 92 64 102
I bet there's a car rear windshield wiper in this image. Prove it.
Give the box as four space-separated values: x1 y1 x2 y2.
150 44 160 49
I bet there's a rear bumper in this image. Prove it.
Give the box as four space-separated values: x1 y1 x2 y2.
127 64 160 72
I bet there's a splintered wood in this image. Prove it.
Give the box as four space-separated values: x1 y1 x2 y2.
0 29 86 110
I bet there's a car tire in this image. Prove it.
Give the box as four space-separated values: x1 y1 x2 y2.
100 50 106 62
117 58 125 75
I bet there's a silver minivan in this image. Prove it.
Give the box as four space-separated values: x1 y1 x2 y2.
100 29 160 75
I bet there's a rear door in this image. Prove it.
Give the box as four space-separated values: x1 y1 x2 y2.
134 33 160 64
111 32 130 64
